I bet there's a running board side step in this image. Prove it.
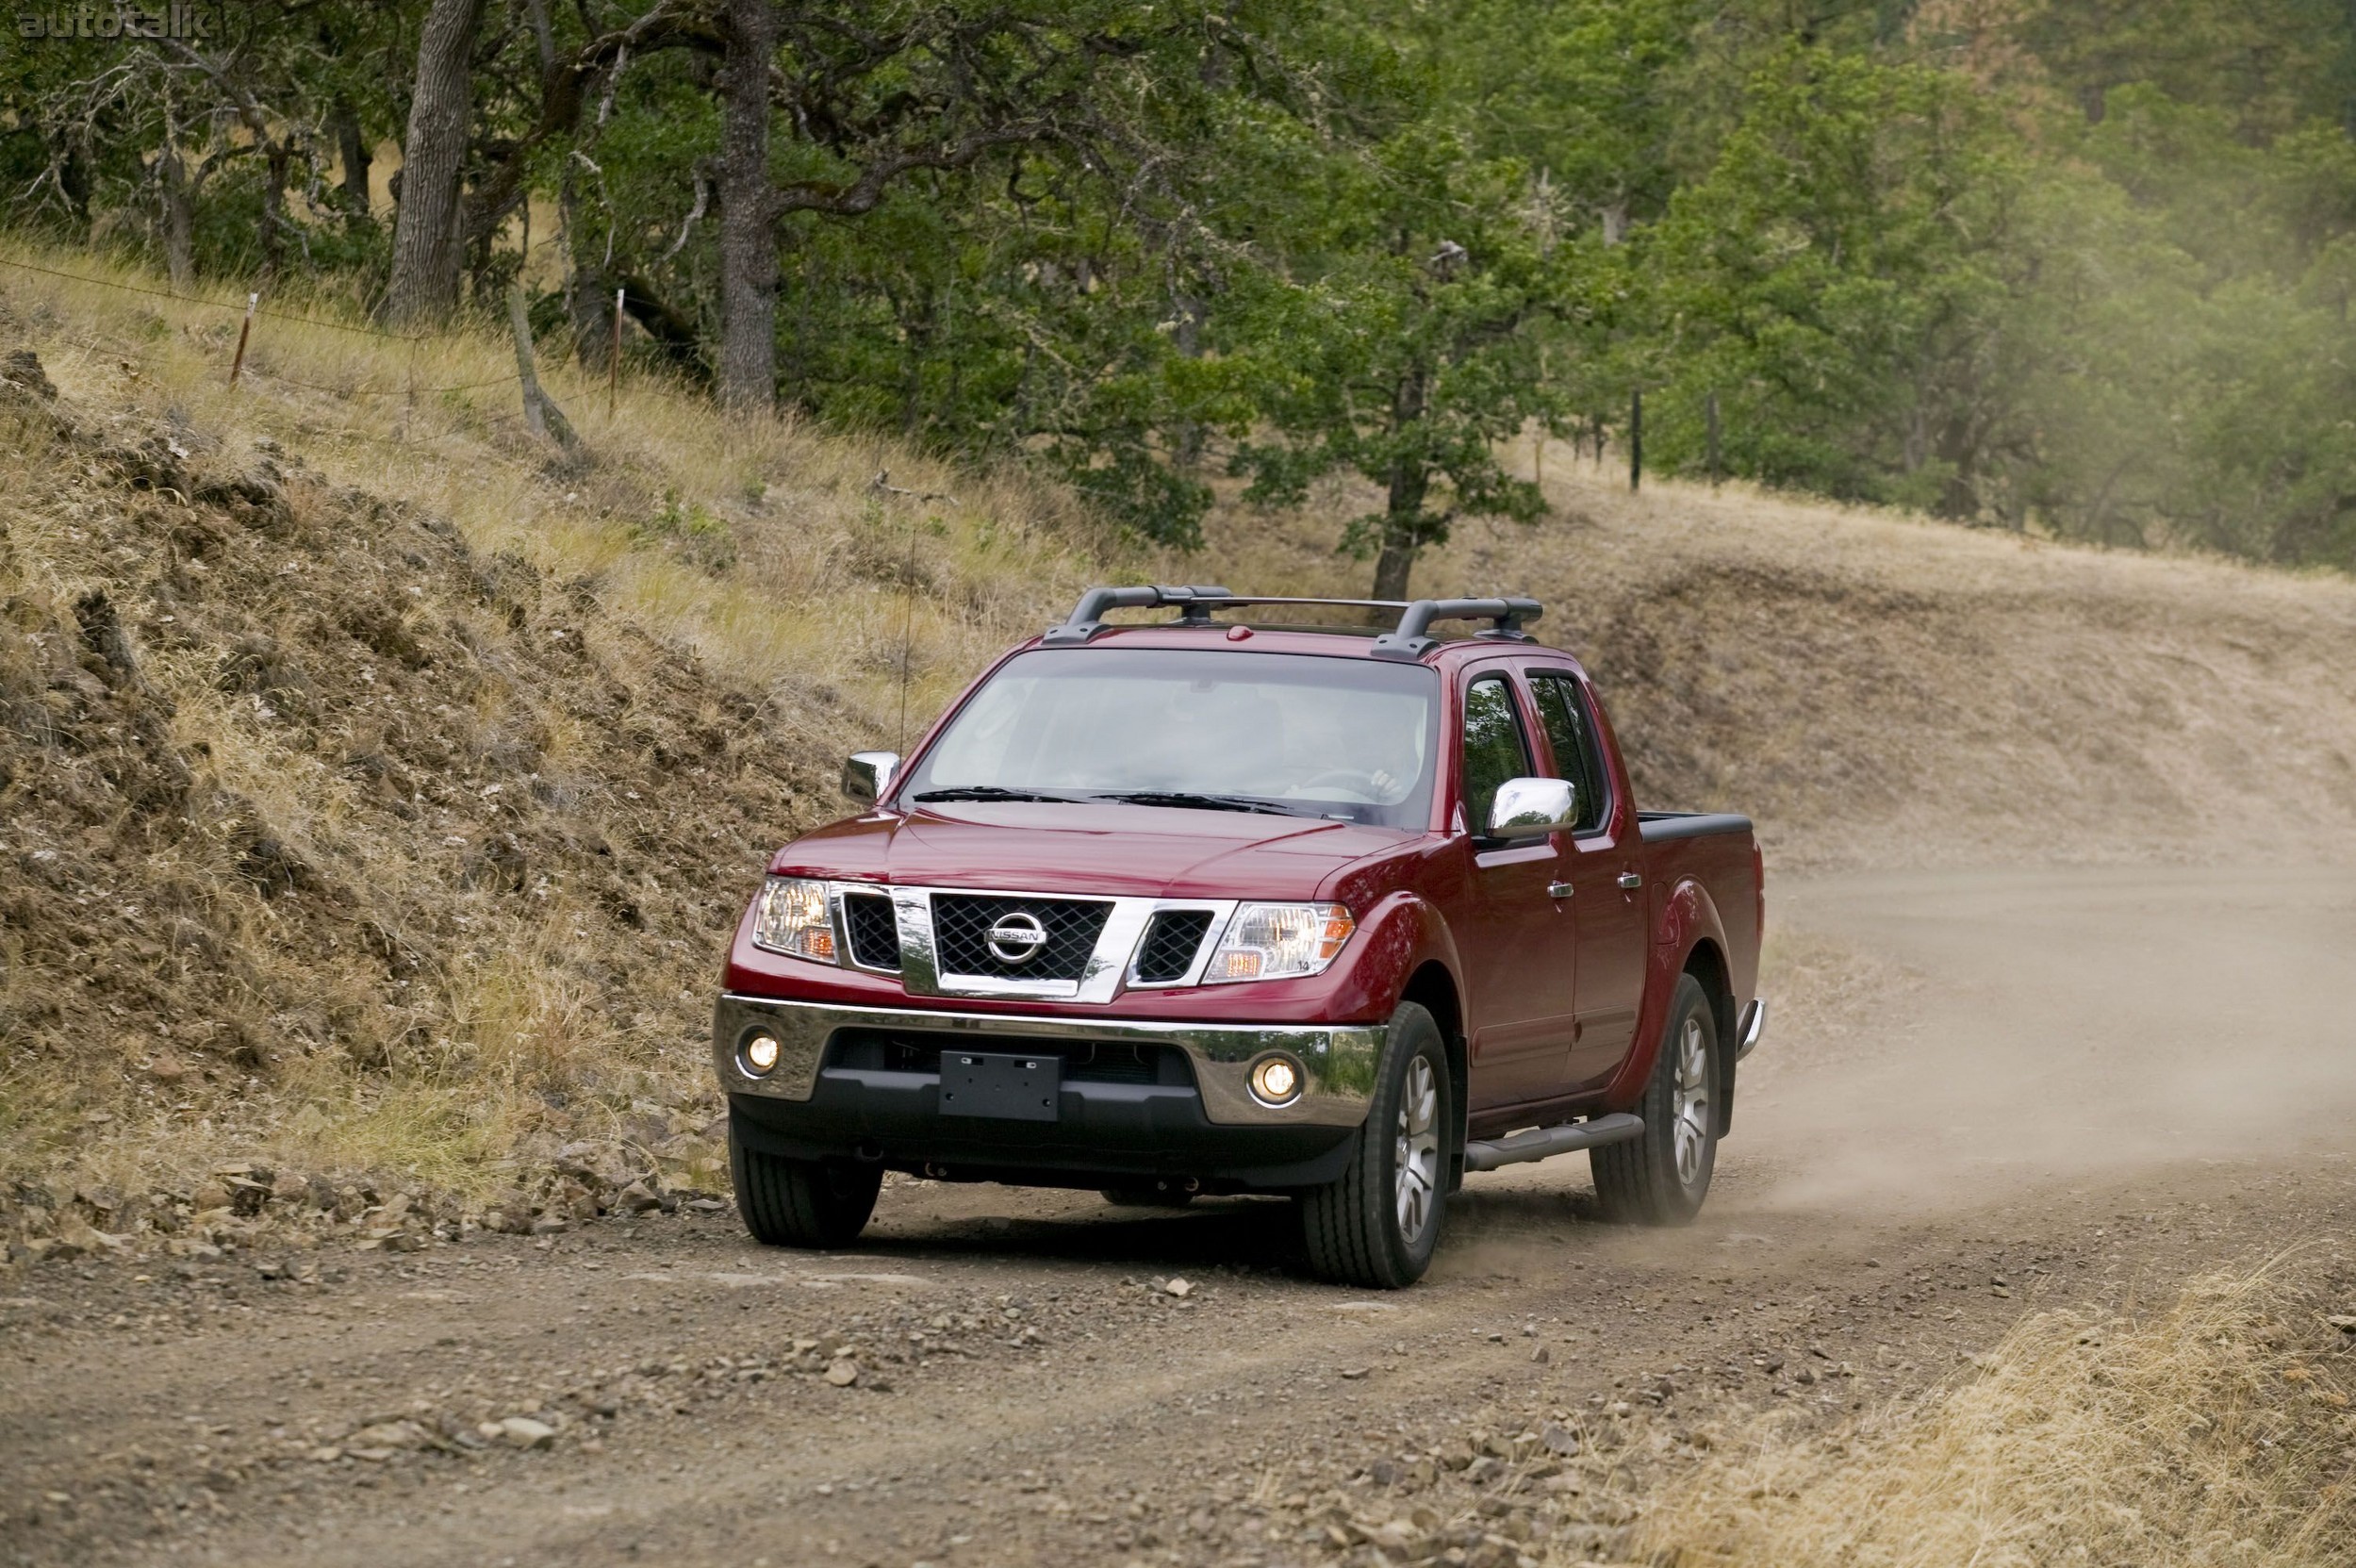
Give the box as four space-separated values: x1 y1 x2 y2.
1462 1113 1645 1173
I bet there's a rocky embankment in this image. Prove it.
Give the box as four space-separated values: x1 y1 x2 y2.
1 335 839 1257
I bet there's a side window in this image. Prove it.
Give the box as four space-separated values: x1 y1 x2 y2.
1530 673 1609 834
1459 675 1533 842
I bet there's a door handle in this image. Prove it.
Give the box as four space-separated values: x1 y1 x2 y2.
1546 882 1574 900
1617 871 1643 892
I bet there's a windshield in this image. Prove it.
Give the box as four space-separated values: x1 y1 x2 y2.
899 648 1440 828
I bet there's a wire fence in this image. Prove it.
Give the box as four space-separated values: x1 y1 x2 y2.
20 329 542 454
15 335 541 464
250 364 523 400
0 253 572 403
0 254 427 341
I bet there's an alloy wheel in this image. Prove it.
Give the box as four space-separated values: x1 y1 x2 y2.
1672 1015 1711 1187
1393 1055 1441 1244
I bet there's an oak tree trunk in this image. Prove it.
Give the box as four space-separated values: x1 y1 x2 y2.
259 144 292 281
716 0 778 412
331 98 371 217
1371 475 1429 602
157 147 194 290
381 0 488 325
561 177 611 371
1371 367 1431 602
1933 411 1983 520
1171 289 1206 467
507 282 580 451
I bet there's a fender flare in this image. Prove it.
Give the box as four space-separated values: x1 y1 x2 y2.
1600 873 1733 1114
1348 890 1465 1023
1343 890 1471 1167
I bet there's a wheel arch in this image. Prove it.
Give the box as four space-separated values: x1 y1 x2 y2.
1679 936 1739 1137
1397 959 1468 1192
1604 874 1734 1115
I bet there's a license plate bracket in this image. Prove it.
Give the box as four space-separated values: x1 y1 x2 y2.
938 1051 1062 1122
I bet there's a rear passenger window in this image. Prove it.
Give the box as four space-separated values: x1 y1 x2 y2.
1530 673 1609 834
1460 675 1532 842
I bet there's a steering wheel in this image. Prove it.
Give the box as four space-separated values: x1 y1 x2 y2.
1292 767 1384 802
1295 767 1372 789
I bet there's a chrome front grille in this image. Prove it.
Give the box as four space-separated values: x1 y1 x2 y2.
1132 910 1215 983
809 884 1240 1003
931 894 1110 982
840 892 901 971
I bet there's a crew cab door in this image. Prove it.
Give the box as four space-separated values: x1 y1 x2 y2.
1528 669 1650 1088
1455 667 1580 1110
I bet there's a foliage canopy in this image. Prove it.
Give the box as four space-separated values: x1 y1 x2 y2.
9 0 2356 580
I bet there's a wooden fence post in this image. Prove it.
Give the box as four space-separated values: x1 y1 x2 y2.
609 286 623 419
1628 388 1643 492
227 292 256 388
1705 389 1721 489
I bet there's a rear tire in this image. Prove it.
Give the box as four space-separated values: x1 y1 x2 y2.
1592 973 1720 1226
1299 1001 1452 1289
730 1122 882 1247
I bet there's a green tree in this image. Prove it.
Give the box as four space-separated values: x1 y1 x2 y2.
1635 43 2020 517
1213 10 1573 599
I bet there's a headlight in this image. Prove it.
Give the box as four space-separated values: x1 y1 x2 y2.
1204 902 1355 983
751 876 836 963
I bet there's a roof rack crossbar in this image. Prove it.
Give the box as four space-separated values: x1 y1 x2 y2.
1042 585 1543 657
1041 584 1237 645
1369 597 1544 661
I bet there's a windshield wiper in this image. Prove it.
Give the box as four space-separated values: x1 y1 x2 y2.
1097 790 1302 817
913 785 1089 804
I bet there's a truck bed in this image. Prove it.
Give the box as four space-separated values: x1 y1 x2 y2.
1637 810 1755 842
1637 811 1762 1021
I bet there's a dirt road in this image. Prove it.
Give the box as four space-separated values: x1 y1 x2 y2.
6 865 2353 1567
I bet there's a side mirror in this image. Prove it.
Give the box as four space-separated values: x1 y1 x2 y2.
842 751 900 808
1486 777 1577 839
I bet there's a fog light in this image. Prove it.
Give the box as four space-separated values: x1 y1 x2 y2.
741 1032 783 1077
1248 1053 1303 1107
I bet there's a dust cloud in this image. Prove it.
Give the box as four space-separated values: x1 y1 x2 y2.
1732 865 2356 1212
1435 863 2356 1246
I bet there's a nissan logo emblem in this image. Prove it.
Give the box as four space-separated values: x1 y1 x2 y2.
985 912 1049 965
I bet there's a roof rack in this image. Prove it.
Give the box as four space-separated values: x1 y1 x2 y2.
1039 585 1542 661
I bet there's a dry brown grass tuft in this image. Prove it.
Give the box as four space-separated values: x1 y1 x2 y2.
1625 1263 2356 1568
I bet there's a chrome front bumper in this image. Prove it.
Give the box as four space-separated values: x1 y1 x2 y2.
713 993 1382 1129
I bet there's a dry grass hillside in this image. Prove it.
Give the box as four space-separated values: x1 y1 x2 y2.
4 236 2354 1230
0 241 1114 1230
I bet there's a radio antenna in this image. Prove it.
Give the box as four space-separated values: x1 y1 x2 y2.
896 526 916 756
871 470 944 754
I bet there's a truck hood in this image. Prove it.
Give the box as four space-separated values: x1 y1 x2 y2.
770 801 1420 900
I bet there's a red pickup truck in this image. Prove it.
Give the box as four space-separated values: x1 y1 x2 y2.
715 587 1765 1287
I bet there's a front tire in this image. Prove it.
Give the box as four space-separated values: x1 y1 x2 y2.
730 1122 882 1247
1299 1001 1452 1289
1592 973 1720 1226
